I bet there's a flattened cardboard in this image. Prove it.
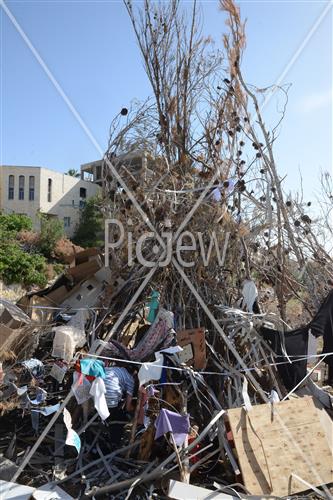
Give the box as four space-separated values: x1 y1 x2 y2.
177 328 206 369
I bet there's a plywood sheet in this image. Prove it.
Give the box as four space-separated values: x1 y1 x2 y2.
227 396 333 496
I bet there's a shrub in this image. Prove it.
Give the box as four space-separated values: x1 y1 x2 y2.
38 214 64 257
0 242 47 287
0 213 33 233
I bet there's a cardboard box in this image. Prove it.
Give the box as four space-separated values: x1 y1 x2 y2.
177 328 206 369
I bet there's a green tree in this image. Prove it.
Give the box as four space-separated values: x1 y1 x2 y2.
38 213 64 257
66 169 80 178
73 195 104 247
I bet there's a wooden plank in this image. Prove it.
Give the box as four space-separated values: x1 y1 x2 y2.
227 396 333 496
66 259 101 282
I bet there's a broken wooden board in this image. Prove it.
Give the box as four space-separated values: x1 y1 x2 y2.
177 328 206 369
66 257 102 282
226 396 333 496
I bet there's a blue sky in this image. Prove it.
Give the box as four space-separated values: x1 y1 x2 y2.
1 0 332 201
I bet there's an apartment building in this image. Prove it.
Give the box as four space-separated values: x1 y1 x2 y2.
0 165 100 237
81 150 154 185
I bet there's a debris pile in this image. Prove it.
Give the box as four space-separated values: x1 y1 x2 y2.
1 0 333 498
0 244 332 499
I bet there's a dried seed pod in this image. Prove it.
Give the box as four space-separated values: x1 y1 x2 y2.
256 152 262 158
286 201 292 207
301 214 312 224
260 169 265 174
236 126 241 132
294 220 301 227
239 141 245 147
224 78 231 84
120 108 128 116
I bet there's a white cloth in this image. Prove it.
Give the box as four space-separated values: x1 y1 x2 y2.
241 279 258 312
269 390 280 404
63 408 81 454
138 346 183 387
138 352 164 387
89 377 110 421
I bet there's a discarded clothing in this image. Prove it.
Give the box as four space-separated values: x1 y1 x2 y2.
90 377 110 421
100 308 176 361
155 409 190 446
261 324 308 390
240 279 258 313
104 367 134 408
80 358 106 379
63 407 81 454
138 352 164 386
310 289 333 379
260 289 333 390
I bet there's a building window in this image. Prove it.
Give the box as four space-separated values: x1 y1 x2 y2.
29 176 35 201
64 217 71 228
80 187 87 198
47 178 52 202
8 175 14 200
19 175 25 200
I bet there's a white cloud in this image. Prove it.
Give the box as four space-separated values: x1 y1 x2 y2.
298 89 332 113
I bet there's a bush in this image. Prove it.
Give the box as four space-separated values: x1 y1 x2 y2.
0 213 33 241
73 196 104 247
0 242 47 287
38 214 64 257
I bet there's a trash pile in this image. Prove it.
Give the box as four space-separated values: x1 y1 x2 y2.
2 0 333 495
0 244 332 499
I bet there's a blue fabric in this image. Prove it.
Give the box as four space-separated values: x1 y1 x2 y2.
80 359 106 379
104 367 134 408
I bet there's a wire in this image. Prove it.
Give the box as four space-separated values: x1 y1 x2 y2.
79 350 333 378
